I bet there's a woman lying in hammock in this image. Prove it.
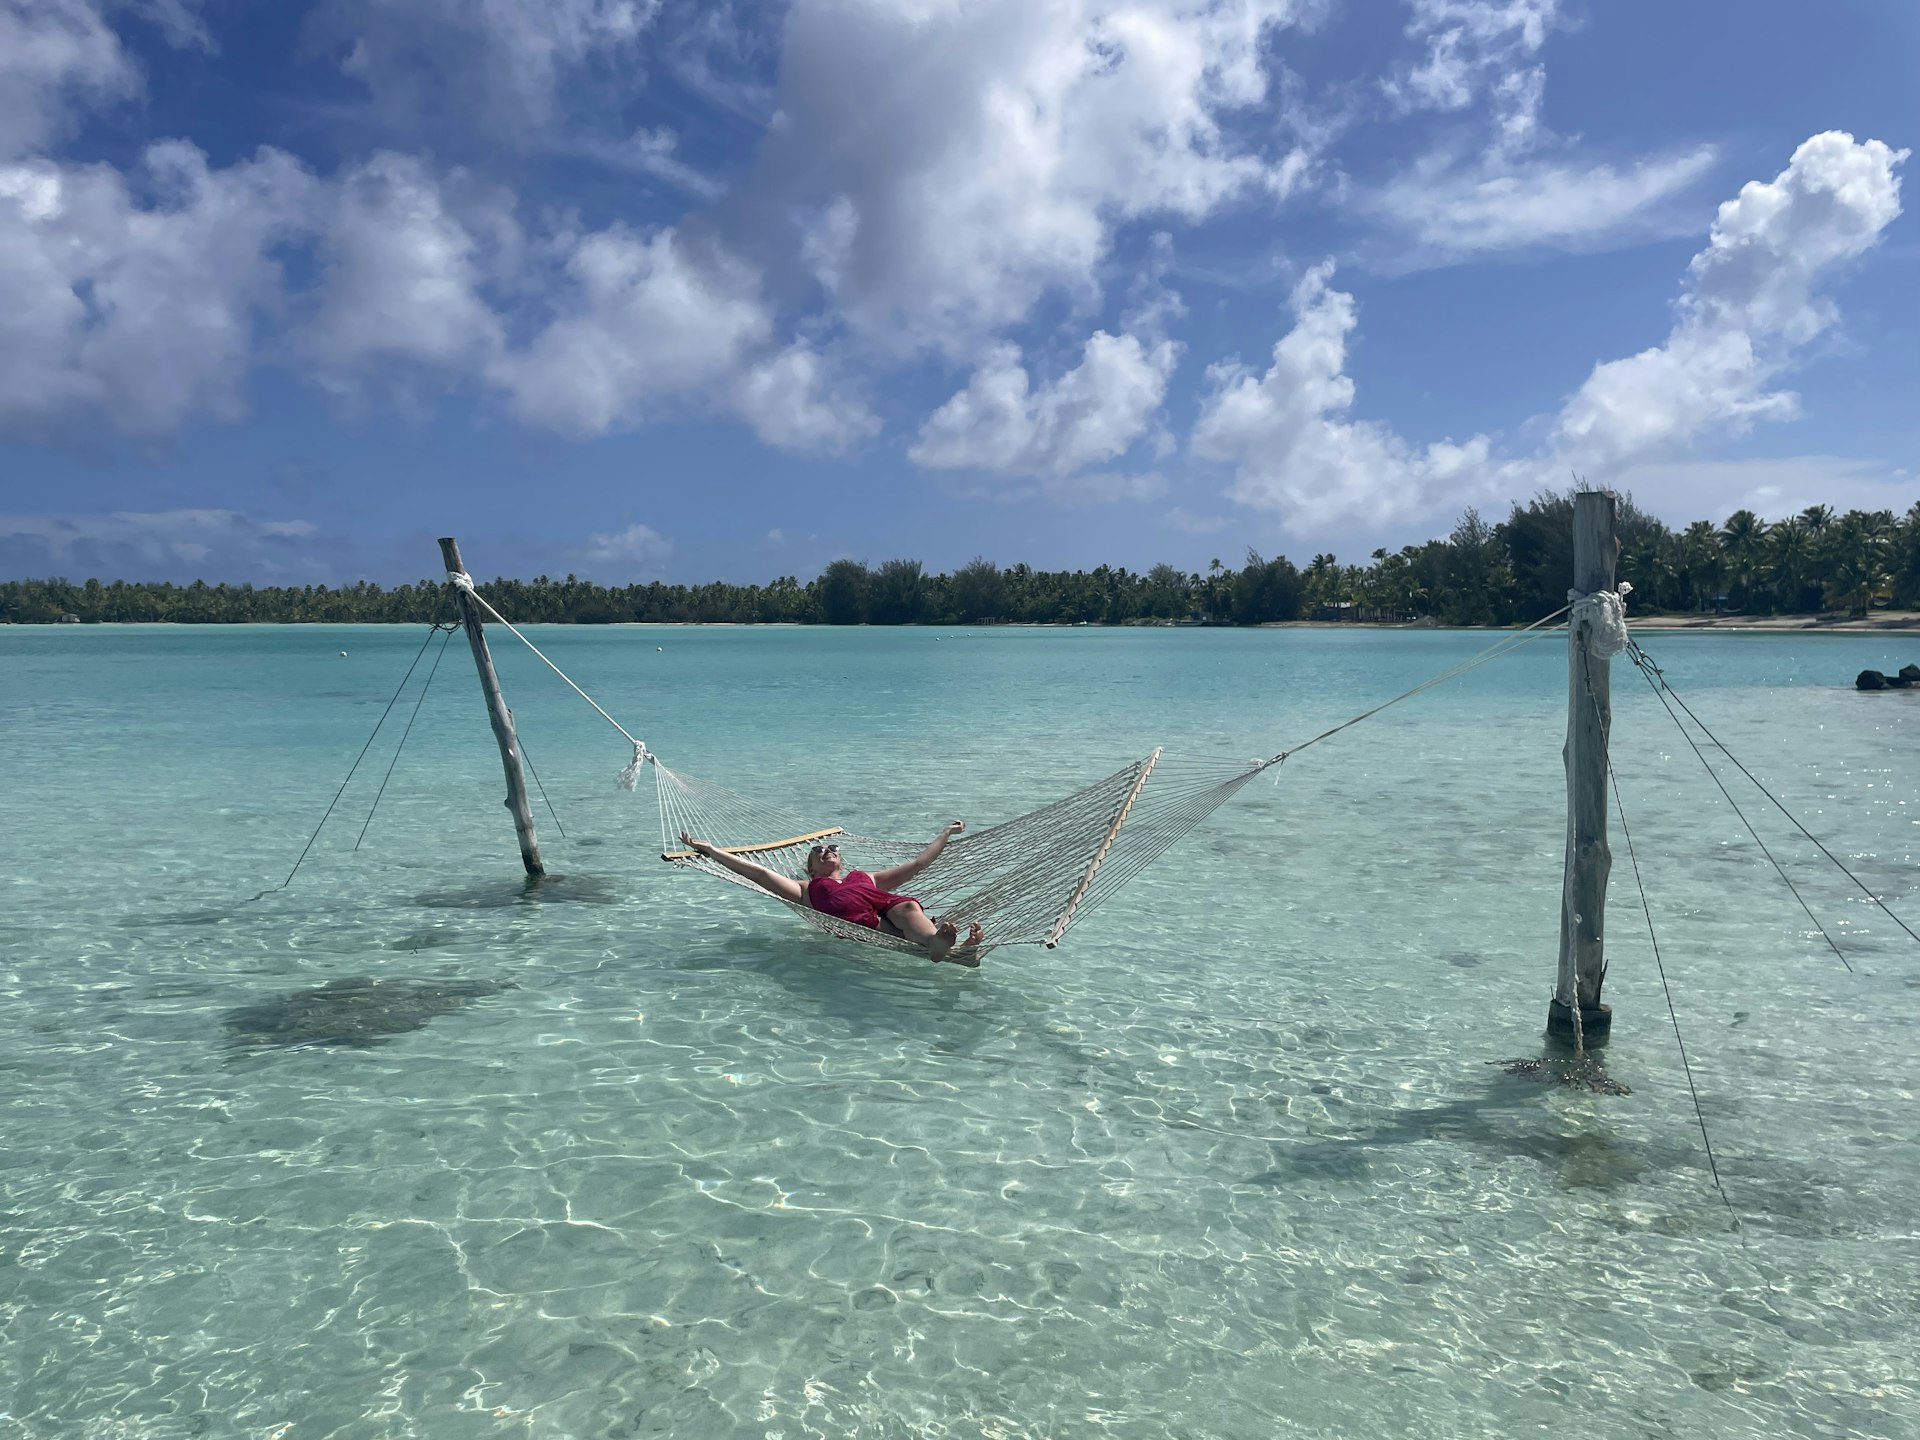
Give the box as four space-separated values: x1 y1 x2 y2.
676 824 985 965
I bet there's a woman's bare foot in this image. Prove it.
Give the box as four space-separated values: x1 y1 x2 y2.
929 920 984 967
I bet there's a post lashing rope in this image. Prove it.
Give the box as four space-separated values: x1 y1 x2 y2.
1632 651 1853 971
515 738 569 839
1608 759 1742 1232
354 623 456 850
247 621 462 902
1626 639 1920 954
446 570 650 786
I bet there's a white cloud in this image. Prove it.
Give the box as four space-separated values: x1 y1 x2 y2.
0 131 873 451
1040 469 1168 507
1373 0 1718 261
0 0 138 160
314 0 659 136
1192 262 1489 529
1551 132 1907 473
1163 505 1229 533
764 0 1308 352
128 0 215 51
0 142 316 441
492 226 771 435
1197 133 1909 535
0 507 323 579
731 341 879 453
1374 145 1717 257
582 521 672 577
301 152 509 396
1388 0 1557 127
910 330 1179 478
655 0 780 125
574 126 725 198
1611 456 1920 530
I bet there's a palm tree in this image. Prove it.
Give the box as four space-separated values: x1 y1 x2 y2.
1794 503 1840 608
1894 503 1920 609
1201 557 1226 621
1768 516 1816 612
1824 511 1895 615
1681 521 1723 611
1717 509 1769 611
1303 553 1342 612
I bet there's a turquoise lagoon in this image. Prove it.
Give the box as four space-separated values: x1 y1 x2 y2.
2 623 1917 1438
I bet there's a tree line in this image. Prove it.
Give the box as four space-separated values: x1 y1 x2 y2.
5 492 1918 627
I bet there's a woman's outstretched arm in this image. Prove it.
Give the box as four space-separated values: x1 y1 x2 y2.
872 821 964 891
678 833 806 904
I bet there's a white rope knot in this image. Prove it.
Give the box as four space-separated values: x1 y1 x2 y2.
1568 580 1632 658
617 741 650 791
446 569 476 593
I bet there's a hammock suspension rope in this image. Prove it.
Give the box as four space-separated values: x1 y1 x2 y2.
445 570 1574 953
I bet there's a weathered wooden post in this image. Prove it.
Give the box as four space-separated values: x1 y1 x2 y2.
1550 490 1618 1040
438 536 544 877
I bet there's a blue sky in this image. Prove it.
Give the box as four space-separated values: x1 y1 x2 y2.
0 0 1914 586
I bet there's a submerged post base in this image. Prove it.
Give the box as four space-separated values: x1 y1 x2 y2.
1546 998 1612 1044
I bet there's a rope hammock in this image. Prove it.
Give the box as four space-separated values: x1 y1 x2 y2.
653 748 1269 955
446 571 1568 956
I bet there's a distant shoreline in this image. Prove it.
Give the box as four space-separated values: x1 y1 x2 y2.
1577 612 1919 634
1261 612 1920 634
1245 613 1920 634
9 612 1920 633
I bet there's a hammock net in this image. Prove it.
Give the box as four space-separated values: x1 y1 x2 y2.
437 565 1574 956
651 749 1274 956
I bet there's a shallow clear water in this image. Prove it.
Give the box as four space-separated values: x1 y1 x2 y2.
2 622 1917 1439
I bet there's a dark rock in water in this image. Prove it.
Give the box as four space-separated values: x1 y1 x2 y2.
1858 665 1920 690
222 975 516 1050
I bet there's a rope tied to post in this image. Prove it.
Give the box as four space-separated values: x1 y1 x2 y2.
1568 580 1633 658
446 566 651 789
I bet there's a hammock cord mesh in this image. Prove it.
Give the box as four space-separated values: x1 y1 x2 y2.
652 751 1270 955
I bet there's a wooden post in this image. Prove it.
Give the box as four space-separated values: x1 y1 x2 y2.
438 537 544 878
1550 491 1617 1039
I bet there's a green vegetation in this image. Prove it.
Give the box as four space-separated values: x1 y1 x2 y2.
6 493 1919 626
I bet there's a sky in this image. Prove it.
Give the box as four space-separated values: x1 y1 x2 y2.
0 0 1915 587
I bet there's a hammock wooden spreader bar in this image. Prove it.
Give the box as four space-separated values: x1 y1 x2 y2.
1047 747 1160 947
660 827 843 862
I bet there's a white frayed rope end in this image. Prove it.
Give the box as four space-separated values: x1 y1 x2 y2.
617 741 649 791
